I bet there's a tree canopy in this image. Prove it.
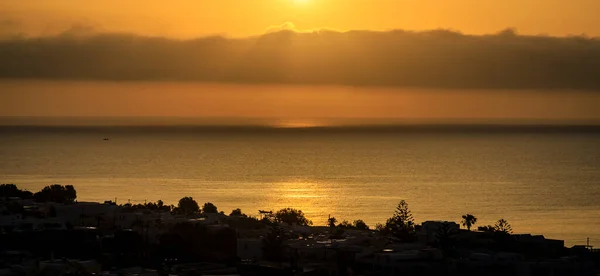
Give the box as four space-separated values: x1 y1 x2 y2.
33 184 77 204
178 197 200 215
327 216 338 228
494 219 513 234
274 208 312 226
353 219 370 230
229 208 246 217
461 214 478 231
477 218 513 234
0 184 33 199
380 200 416 241
202 202 218 213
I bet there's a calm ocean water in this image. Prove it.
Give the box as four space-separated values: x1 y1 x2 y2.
1 127 599 246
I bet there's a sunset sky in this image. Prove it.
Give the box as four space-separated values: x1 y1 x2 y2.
3 0 600 37
1 0 600 122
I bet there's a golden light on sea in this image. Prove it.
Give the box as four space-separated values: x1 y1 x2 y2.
271 119 326 128
266 180 339 225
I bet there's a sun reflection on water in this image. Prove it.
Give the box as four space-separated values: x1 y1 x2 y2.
271 119 326 128
265 180 341 224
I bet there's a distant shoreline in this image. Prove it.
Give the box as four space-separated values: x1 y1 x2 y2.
1 124 600 134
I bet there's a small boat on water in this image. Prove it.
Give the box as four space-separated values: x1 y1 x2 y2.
103 138 110 141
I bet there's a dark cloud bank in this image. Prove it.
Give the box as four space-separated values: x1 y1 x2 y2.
1 28 600 90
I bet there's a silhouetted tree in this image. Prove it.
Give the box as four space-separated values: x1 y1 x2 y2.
461 214 478 231
145 202 158 210
0 184 33 199
229 208 245 217
274 208 312 226
327 216 338 228
435 222 458 255
384 200 416 242
494 218 513 234
202 202 218 213
0 183 18 197
477 225 496 232
375 223 387 235
477 219 513 234
177 197 200 215
262 223 286 262
338 220 353 229
33 184 77 203
65 185 76 202
353 219 369 230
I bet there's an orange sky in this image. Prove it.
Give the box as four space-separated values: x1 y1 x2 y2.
1 81 599 122
3 0 600 37
2 1 600 122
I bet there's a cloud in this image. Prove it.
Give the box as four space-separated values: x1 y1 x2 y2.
0 25 599 90
264 22 337 35
265 22 298 33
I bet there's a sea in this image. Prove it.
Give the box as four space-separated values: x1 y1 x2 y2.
1 124 599 247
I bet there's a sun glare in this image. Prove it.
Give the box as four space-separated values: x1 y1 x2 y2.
272 119 324 128
293 0 310 4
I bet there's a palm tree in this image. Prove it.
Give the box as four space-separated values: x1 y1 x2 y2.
461 214 478 231
494 218 513 234
327 216 337 228
435 222 458 254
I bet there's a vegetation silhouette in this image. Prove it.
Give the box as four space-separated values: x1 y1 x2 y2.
352 219 369 230
477 218 513 234
177 196 199 215
477 225 496 232
326 216 370 233
202 202 218 213
33 184 77 204
0 184 33 198
338 220 353 229
379 200 417 242
1 184 77 204
119 200 173 213
229 208 246 217
327 216 338 228
494 218 513 234
274 208 312 226
461 214 478 231
8 183 575 273
434 222 459 256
